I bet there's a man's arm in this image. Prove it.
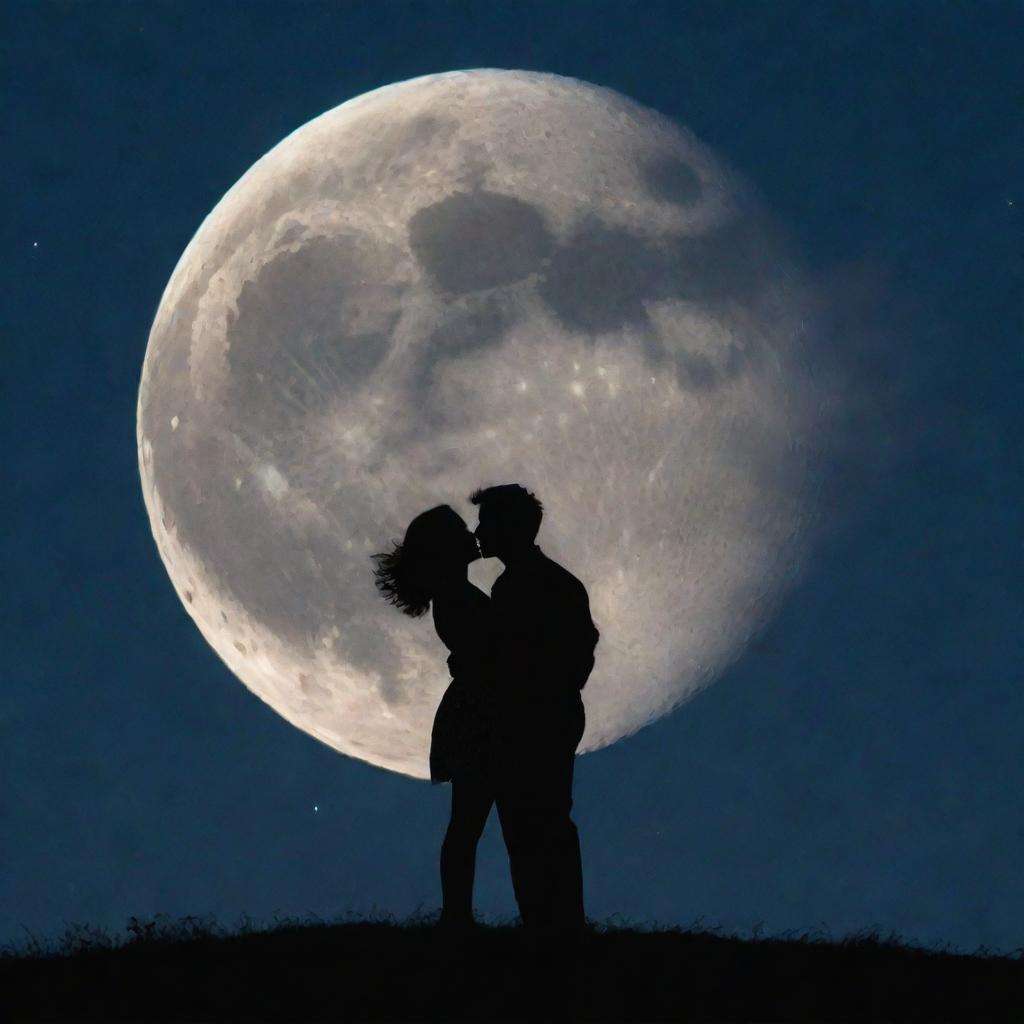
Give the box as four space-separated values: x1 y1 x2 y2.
513 575 599 693
556 580 599 691
487 571 599 697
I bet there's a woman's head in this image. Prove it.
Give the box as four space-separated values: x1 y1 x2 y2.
370 505 480 617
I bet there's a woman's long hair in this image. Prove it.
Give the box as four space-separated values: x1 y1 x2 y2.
370 505 455 618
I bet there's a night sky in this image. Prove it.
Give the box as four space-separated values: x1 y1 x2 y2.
5 0 1022 955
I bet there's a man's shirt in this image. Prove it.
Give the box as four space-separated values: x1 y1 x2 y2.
488 544 600 711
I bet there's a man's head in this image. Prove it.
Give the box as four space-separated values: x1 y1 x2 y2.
470 483 543 563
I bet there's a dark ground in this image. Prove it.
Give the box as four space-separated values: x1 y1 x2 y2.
2 913 1021 1022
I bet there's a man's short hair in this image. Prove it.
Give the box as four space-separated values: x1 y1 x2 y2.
469 483 544 543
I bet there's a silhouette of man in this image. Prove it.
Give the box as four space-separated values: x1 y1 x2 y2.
470 483 599 942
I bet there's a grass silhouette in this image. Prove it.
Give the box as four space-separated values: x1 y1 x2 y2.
2 911 1021 1021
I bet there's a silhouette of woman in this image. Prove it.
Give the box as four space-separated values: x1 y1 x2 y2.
370 505 496 932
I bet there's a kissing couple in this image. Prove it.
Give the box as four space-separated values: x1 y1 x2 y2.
371 483 600 943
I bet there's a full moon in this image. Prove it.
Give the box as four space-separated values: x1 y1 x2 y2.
137 69 824 779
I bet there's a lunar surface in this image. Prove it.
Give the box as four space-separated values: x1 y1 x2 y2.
137 69 826 779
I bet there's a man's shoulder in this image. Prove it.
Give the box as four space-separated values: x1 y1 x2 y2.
537 552 587 592
528 554 593 612
492 549 589 600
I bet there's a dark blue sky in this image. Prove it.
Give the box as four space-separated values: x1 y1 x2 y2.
5 1 1022 954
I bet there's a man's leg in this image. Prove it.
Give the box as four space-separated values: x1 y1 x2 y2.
554 752 584 931
533 747 583 933
492 750 537 928
549 700 586 933
495 726 584 935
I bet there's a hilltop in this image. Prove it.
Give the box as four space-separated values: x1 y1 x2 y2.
2 912 1021 1021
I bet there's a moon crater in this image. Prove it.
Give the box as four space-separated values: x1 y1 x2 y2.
409 189 556 294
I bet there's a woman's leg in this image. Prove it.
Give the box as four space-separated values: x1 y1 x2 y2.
440 772 494 926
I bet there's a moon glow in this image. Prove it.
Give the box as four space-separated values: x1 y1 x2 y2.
137 70 823 778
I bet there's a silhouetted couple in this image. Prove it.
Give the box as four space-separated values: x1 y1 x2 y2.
372 483 599 946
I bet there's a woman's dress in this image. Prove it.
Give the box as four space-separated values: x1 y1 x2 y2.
429 580 495 785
